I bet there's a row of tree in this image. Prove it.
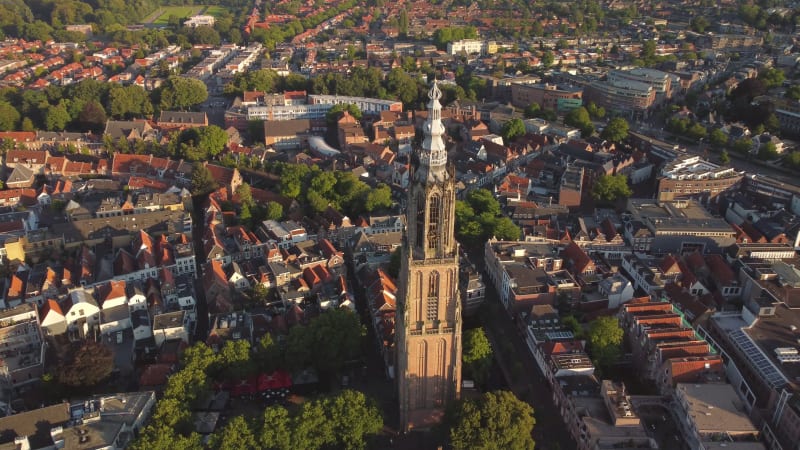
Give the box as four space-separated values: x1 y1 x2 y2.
210 390 383 450
129 325 381 450
0 77 207 133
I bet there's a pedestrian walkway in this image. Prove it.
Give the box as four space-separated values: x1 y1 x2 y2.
482 300 575 450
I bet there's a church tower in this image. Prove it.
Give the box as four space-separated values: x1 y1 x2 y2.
396 81 462 431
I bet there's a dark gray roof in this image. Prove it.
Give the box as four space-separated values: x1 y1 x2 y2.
0 403 70 448
158 111 207 125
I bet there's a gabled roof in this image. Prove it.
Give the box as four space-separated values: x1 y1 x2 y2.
562 241 593 274
684 251 706 272
6 165 34 185
705 254 735 286
96 280 127 306
40 298 63 319
659 254 681 275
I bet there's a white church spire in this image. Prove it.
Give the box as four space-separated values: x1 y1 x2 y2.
418 80 447 179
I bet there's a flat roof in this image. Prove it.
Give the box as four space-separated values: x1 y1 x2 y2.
0 403 69 448
505 263 549 293
744 304 800 386
676 383 758 434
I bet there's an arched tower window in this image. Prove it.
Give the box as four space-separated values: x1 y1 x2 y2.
415 192 425 249
427 271 439 322
441 194 451 249
428 194 441 250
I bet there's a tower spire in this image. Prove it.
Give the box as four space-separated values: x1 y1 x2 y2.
418 80 447 180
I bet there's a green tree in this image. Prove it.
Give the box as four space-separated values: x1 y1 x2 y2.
292 399 335 448
218 340 254 379
764 113 780 133
192 125 228 157
266 201 284 220
259 406 293 450
493 217 521 241
720 149 731 165
0 101 20 131
641 40 656 60
785 151 800 169
45 102 70 131
562 315 583 338
236 182 253 207
191 163 219 196
600 117 629 142
108 85 152 119
188 25 221 45
586 101 605 120
365 183 392 211
466 189 501 217
540 50 554 68
759 68 785 89
77 100 107 133
758 142 779 160
524 102 541 119
591 174 632 202
690 16 710 32
130 426 202 450
709 128 728 148
587 316 623 368
386 68 419 105
564 106 594 137
786 85 800 100
686 122 707 141
56 341 114 387
501 118 526 144
732 138 753 154
565 106 591 128
462 328 493 385
448 390 535 450
159 76 208 110
325 390 383 450
284 308 362 374
211 416 257 450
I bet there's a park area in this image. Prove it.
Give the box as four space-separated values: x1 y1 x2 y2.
142 5 227 26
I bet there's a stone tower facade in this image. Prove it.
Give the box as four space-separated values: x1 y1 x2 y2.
396 81 462 431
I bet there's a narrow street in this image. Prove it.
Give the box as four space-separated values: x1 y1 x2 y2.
469 247 576 450
191 195 210 341
482 293 576 450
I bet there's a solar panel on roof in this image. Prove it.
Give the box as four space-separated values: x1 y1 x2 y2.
730 329 787 388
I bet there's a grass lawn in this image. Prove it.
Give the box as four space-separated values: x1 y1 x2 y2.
202 5 228 17
151 6 205 25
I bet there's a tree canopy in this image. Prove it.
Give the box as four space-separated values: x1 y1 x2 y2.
56 341 114 388
564 107 594 137
587 316 624 369
455 189 520 246
600 117 629 142
190 162 219 196
448 390 535 450
284 308 363 374
591 174 632 203
462 328 493 385
158 76 208 110
501 118 526 144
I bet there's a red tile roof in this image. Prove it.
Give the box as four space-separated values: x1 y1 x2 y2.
704 254 735 286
